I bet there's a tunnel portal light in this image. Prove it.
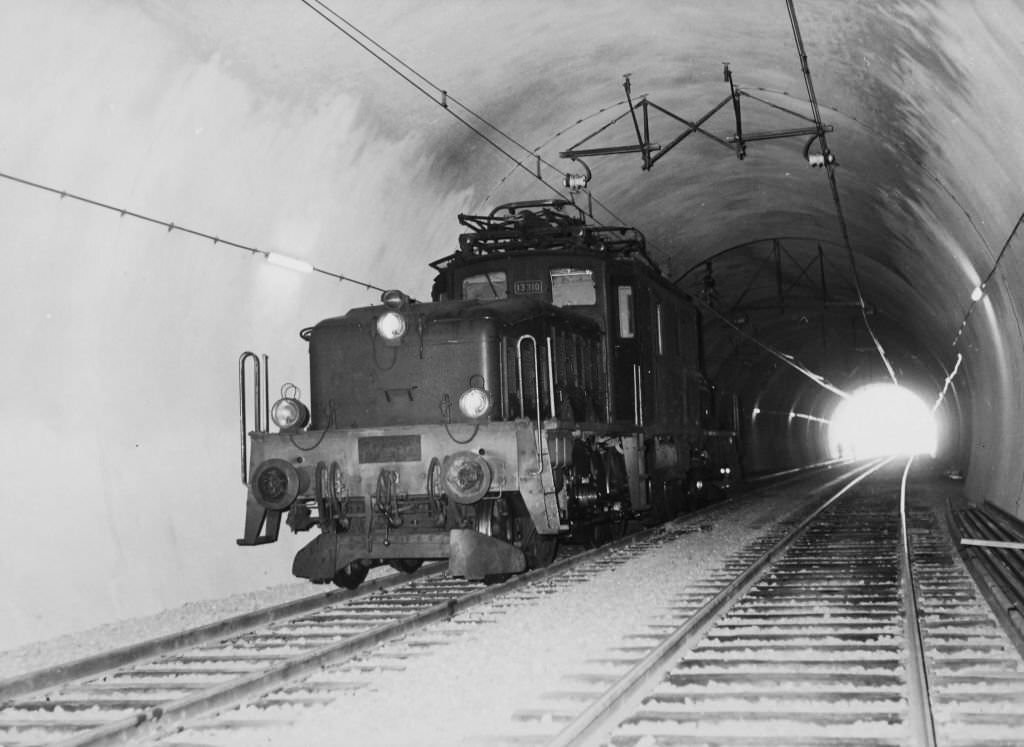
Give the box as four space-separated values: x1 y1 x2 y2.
266 252 315 273
827 383 938 460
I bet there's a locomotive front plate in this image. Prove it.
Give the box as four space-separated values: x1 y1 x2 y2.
358 435 422 464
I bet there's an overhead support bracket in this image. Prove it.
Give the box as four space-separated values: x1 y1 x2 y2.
725 63 835 160
725 63 744 159
559 73 734 172
728 125 833 145
559 65 835 173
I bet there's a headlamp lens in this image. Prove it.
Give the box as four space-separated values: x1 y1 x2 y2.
271 397 310 430
376 311 407 340
458 387 491 419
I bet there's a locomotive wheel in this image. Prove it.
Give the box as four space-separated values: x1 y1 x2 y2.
332 563 369 590
591 520 616 547
577 517 623 548
569 521 598 548
516 517 557 569
475 497 512 541
388 559 423 574
609 512 630 540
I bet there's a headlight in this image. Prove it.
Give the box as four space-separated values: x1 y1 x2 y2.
458 387 491 419
271 397 310 431
720 466 731 476
376 310 407 342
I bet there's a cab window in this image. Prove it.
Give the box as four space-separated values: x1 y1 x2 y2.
462 271 507 300
550 267 596 307
656 303 664 355
617 285 635 338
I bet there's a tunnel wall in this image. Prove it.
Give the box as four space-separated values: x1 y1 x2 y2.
0 4 470 649
739 366 834 475
960 283 1024 516
908 4 1024 520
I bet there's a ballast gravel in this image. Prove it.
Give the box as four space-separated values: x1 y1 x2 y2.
178 489 810 746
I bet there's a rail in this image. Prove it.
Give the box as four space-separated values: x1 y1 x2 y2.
0 564 443 703
0 520 685 746
898 457 938 746
548 459 896 746
13 465 971 746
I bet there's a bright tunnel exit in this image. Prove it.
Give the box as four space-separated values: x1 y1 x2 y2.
828 383 938 459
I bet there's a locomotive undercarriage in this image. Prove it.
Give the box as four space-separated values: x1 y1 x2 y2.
562 438 633 547
289 488 544 586
240 419 663 586
240 421 568 586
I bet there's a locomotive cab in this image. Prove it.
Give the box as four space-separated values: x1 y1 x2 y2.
432 200 723 514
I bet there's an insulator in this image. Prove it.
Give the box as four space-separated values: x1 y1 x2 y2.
564 173 589 192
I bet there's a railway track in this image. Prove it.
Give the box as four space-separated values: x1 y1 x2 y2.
0 492 748 747
0 569 485 746
5 463 1020 746
524 461 1024 746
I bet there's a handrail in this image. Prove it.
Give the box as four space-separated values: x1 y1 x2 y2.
545 335 557 418
632 363 644 426
238 352 269 484
516 335 543 452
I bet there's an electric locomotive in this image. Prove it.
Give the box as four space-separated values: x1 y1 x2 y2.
237 199 737 588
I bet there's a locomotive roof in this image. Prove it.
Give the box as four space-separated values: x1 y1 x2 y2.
429 198 658 273
306 295 602 339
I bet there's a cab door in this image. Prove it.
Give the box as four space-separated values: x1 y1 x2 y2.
609 278 648 425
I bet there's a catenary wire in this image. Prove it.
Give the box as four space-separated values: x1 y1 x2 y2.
298 0 634 228
786 0 898 386
307 0 542 176
740 84 1003 398
479 97 636 212
952 211 1024 347
931 353 962 414
299 0 873 381
691 292 850 400
742 85 997 261
298 0 568 203
0 169 387 293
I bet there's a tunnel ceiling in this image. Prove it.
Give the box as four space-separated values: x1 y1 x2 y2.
156 1 1020 428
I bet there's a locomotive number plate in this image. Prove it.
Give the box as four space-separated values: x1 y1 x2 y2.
513 279 543 295
358 435 422 464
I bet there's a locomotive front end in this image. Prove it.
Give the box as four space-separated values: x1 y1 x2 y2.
239 292 563 588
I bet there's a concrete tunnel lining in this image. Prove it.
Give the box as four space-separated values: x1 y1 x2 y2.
1 0 1023 646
